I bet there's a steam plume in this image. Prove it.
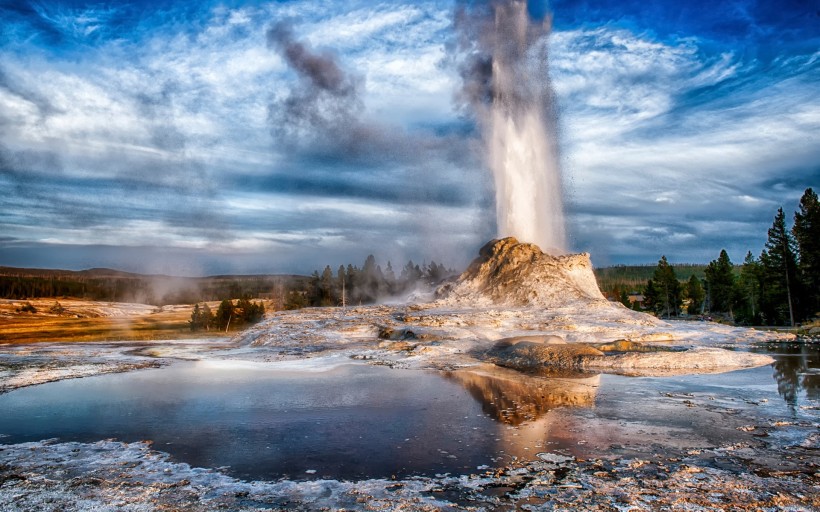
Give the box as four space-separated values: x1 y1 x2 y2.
266 21 363 156
455 0 567 254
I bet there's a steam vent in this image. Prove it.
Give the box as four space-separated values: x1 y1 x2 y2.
436 237 606 308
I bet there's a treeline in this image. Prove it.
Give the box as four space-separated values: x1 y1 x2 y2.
189 298 265 331
0 267 307 306
289 256 457 309
595 264 708 300
640 188 820 325
0 274 140 302
0 254 458 310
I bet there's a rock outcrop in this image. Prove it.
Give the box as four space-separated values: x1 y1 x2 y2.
486 341 605 371
585 347 775 376
436 237 606 308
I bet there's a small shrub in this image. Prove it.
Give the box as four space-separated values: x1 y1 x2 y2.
17 302 37 313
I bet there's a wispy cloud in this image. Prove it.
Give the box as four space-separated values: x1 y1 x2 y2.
549 25 820 263
0 0 817 273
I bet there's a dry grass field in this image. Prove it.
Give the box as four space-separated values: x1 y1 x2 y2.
0 299 231 343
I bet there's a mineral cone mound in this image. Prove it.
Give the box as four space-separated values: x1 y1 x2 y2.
436 237 607 308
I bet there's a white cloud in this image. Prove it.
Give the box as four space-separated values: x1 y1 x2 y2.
549 26 820 261
1 2 817 271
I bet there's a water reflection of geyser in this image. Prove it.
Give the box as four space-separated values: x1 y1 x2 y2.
446 365 600 460
446 364 600 425
457 0 566 253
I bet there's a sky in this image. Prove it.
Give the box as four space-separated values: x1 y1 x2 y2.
0 0 818 276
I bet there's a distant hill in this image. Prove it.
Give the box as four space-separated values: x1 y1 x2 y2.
0 266 310 306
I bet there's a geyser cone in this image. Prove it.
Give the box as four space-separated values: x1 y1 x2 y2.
457 1 566 253
436 237 605 307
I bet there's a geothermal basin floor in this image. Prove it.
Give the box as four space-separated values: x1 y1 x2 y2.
0 337 818 511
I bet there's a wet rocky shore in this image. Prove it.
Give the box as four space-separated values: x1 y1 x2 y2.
1 421 816 512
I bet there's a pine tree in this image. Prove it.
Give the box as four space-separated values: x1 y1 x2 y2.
360 255 381 302
189 303 202 331
619 289 630 308
320 266 335 306
704 250 735 317
337 265 347 306
643 278 658 313
284 291 307 310
793 187 820 317
685 275 705 315
760 208 798 326
202 303 214 330
737 252 762 325
307 270 321 306
215 299 235 330
384 261 396 295
236 298 264 324
345 264 358 297
647 256 681 318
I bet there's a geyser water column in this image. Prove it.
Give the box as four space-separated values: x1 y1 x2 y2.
457 0 567 254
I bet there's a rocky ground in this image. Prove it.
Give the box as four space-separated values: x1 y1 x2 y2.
0 239 815 510
1 415 817 512
1 310 813 511
237 302 786 376
236 239 793 377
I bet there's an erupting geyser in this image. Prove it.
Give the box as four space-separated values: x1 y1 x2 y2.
457 0 566 254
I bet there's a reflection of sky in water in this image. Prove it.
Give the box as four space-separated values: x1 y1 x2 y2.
0 346 817 481
0 364 512 480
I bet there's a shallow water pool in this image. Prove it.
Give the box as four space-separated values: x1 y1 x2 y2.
0 344 816 481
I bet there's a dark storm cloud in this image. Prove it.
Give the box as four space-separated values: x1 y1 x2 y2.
0 68 224 237
756 167 820 200
262 16 491 253
133 82 190 153
0 140 227 240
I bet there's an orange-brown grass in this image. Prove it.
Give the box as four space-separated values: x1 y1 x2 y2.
0 299 241 343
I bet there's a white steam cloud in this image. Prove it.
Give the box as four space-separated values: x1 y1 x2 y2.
456 0 566 254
